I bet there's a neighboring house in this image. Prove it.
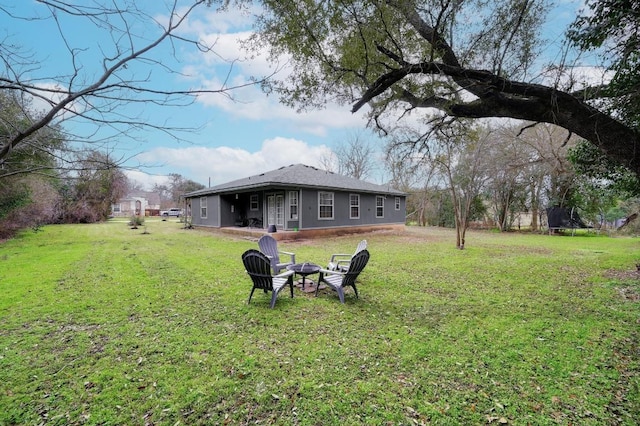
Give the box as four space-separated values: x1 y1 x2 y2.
183 164 406 234
111 191 161 217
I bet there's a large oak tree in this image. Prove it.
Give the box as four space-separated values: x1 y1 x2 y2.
249 0 639 179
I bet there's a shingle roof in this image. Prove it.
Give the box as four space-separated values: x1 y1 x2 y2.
185 163 405 197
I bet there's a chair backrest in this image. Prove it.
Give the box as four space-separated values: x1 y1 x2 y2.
242 249 274 291
342 249 370 286
354 240 367 255
258 235 280 263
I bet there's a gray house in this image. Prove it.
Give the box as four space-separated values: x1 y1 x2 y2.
183 164 406 237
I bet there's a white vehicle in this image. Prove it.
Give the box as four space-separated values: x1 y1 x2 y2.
161 208 182 217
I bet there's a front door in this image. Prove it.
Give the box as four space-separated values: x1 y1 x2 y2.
267 194 285 228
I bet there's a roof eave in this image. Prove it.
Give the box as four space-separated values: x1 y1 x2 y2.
185 182 406 198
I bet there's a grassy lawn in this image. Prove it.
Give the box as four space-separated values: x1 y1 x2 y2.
1 220 639 425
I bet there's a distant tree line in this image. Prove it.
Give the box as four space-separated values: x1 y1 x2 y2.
0 90 129 238
0 90 205 239
385 121 639 244
325 119 637 248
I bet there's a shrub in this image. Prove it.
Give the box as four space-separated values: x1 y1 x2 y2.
128 215 144 227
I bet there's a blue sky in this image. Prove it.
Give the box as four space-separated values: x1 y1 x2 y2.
2 1 585 190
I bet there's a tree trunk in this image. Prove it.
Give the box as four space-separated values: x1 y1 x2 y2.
617 213 639 230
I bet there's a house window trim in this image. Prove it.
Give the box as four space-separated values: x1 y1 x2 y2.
349 194 360 219
250 194 259 211
289 191 298 220
395 196 401 211
376 195 384 218
318 191 334 220
200 196 208 219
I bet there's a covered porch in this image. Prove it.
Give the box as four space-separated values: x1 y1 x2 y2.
220 190 296 232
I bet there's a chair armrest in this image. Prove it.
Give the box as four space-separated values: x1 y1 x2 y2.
275 270 295 279
279 250 295 263
329 253 351 262
318 268 344 277
334 260 352 271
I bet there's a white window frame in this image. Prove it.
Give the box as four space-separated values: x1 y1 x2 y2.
250 194 259 211
276 194 284 226
318 191 334 220
200 196 208 219
349 194 360 219
376 195 384 218
289 191 298 220
395 196 401 211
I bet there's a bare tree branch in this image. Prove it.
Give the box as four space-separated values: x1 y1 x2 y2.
0 0 277 170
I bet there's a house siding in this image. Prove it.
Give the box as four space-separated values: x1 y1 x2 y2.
299 189 405 229
191 194 221 227
220 196 235 227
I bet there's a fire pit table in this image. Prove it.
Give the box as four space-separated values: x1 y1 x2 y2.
286 262 323 292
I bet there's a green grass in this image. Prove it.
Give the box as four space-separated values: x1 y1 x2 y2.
1 220 638 425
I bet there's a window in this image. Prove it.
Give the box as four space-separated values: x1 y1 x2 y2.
200 196 207 218
289 191 298 219
112 204 121 213
376 196 384 218
350 194 360 219
395 197 401 211
250 194 259 211
318 192 334 220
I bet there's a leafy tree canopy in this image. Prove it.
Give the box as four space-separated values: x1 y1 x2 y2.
0 90 65 179
568 0 640 130
248 0 640 179
568 140 640 197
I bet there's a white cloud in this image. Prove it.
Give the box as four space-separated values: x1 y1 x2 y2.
26 82 83 120
124 169 170 189
194 69 368 136
539 64 612 92
180 3 259 35
177 6 369 137
129 137 333 189
197 31 258 67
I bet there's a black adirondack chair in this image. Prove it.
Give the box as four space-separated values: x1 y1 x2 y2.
316 249 370 303
242 249 295 308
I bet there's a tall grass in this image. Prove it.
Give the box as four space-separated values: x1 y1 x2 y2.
1 220 638 425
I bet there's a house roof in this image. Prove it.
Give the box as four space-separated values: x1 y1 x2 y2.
185 164 405 197
128 191 161 205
